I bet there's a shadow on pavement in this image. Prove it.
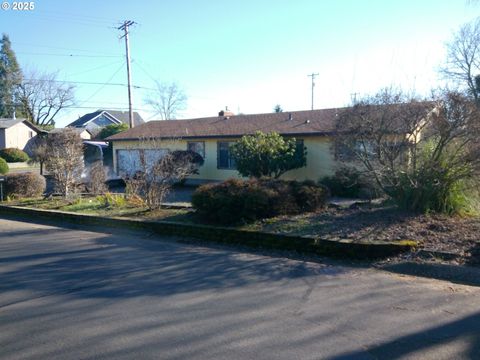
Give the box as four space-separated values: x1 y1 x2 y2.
380 261 480 288
332 311 480 359
0 223 348 301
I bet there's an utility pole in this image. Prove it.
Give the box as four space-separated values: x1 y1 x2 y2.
307 72 319 110
118 20 135 128
350 92 360 104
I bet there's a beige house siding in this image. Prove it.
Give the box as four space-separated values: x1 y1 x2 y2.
112 135 337 182
79 129 92 140
4 122 35 150
282 137 336 181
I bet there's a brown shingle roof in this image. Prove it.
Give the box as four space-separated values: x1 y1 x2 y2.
107 108 343 141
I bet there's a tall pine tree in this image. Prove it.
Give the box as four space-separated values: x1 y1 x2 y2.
0 34 22 118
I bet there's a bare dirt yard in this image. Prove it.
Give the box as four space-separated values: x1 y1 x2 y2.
247 204 480 266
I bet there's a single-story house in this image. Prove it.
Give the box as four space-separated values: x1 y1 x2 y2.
66 109 144 139
107 108 349 183
0 118 45 154
107 105 436 183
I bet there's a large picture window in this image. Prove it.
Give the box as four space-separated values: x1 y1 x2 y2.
217 141 236 169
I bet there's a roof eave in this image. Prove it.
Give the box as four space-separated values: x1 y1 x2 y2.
107 131 335 142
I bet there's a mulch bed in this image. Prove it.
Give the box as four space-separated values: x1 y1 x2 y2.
253 204 480 265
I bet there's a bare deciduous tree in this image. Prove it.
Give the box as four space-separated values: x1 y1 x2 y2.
19 69 75 127
27 135 48 175
441 17 480 102
145 81 187 120
86 161 108 195
45 128 84 197
121 138 203 209
336 88 480 213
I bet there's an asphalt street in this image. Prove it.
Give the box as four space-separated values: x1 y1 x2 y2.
0 217 479 359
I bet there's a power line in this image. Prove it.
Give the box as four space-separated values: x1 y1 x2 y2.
40 10 118 24
22 16 114 29
2 103 150 111
12 42 121 56
77 62 126 107
133 59 157 83
66 60 125 77
22 78 155 90
22 13 117 28
75 100 135 105
16 51 121 58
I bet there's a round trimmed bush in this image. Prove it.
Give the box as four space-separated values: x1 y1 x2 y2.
0 148 30 163
192 178 328 224
0 157 8 175
4 172 46 198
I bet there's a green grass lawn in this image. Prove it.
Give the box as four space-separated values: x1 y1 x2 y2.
10 196 193 222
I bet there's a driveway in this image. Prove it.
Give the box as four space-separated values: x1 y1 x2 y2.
0 217 479 359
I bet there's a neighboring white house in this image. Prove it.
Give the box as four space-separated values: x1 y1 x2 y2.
0 118 44 154
66 109 144 138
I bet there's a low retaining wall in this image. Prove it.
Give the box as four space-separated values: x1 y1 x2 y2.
0 205 417 259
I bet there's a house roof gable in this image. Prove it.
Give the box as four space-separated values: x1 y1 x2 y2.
67 110 145 128
0 118 25 129
0 118 45 133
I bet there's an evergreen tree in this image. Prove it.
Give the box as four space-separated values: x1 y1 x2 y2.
0 34 22 118
274 104 283 113
231 131 307 178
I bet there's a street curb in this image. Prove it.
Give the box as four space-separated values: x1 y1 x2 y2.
378 261 480 287
417 249 464 262
0 205 417 259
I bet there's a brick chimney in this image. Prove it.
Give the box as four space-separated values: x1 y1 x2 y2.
218 106 234 118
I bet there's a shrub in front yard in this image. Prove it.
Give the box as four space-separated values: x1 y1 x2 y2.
230 131 307 179
0 148 30 163
96 192 127 208
86 161 108 195
44 128 84 198
4 172 46 198
0 157 8 174
123 148 204 210
320 167 379 199
192 178 328 224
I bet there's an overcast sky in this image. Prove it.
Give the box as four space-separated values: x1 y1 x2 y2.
0 0 477 127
